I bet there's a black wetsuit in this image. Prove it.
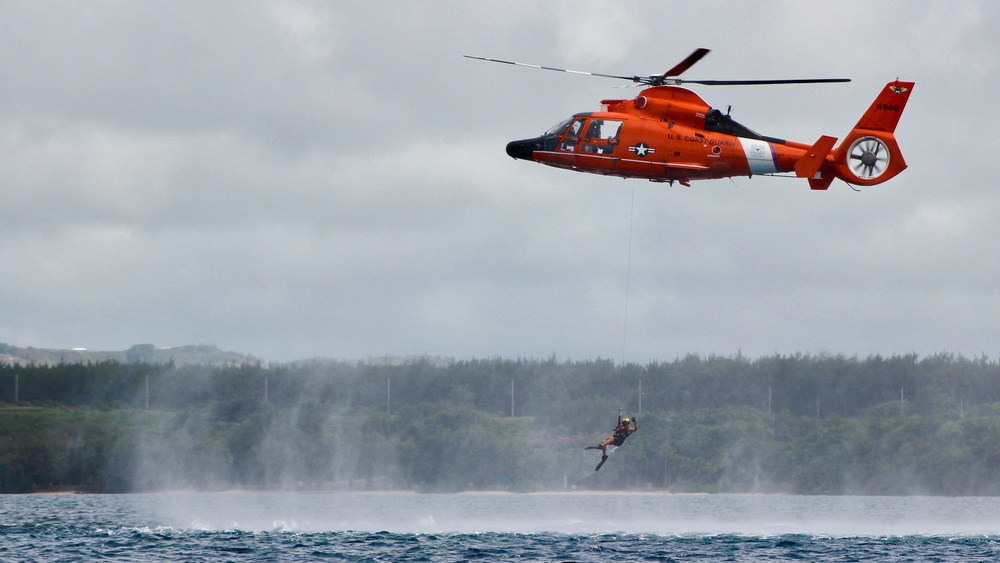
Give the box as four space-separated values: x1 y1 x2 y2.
612 425 630 446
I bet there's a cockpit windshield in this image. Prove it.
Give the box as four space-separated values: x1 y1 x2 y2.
545 118 574 136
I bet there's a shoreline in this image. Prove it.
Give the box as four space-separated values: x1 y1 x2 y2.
18 488 798 496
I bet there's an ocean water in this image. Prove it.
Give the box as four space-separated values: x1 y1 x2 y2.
3 492 1000 561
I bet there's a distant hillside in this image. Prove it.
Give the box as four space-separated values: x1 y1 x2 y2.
0 343 259 367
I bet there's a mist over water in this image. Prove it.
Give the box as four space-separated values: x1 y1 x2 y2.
147 492 1000 537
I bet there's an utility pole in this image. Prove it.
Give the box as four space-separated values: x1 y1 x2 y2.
511 377 515 417
638 378 642 416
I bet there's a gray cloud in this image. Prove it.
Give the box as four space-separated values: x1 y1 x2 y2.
1 1 998 362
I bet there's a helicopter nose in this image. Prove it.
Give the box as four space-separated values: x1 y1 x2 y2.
506 138 540 161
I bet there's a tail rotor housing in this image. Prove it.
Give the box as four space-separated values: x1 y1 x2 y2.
848 136 890 180
829 81 914 186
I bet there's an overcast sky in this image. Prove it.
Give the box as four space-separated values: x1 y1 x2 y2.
1 1 998 363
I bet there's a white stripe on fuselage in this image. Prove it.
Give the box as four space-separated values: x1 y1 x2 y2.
739 138 777 175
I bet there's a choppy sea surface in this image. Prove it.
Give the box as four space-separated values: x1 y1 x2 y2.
3 492 1000 561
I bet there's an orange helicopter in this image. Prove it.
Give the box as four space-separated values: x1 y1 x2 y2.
467 49 913 189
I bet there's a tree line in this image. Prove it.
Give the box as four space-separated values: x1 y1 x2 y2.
2 352 1000 494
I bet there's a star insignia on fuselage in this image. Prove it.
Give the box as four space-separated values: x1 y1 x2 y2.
629 142 655 158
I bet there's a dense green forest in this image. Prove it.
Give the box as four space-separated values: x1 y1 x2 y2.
3 353 1000 495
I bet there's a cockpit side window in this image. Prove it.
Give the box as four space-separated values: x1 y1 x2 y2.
558 118 588 152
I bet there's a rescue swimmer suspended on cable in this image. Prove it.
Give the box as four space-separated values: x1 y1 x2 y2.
586 411 638 472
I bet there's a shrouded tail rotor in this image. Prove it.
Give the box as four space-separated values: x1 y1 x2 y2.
829 131 905 186
848 136 891 180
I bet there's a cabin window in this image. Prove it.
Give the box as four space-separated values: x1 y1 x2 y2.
582 119 622 154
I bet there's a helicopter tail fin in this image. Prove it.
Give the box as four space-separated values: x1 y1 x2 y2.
852 80 915 134
825 80 914 186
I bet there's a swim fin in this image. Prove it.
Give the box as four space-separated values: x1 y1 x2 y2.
595 455 608 472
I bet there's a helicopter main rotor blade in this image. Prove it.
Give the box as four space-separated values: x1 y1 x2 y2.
465 54 851 87
463 55 637 82
659 47 711 80
677 78 851 86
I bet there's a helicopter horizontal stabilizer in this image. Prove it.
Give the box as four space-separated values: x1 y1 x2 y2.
794 135 838 179
808 175 836 191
